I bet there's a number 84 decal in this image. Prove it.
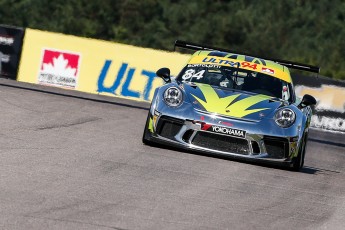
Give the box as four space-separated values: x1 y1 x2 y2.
182 69 205 80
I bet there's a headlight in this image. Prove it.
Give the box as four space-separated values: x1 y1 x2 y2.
274 108 296 128
164 87 183 107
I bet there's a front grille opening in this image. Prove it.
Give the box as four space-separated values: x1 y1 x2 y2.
156 116 183 140
182 129 194 142
264 138 288 159
251 141 260 155
192 132 250 155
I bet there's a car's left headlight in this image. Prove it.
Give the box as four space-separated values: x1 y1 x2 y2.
274 108 296 128
163 87 183 107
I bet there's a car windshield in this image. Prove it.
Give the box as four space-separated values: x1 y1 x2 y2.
176 65 292 101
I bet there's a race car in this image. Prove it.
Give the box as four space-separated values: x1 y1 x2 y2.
142 40 318 171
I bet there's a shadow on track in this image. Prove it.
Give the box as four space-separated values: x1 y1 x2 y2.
309 138 345 148
144 141 322 174
301 166 341 175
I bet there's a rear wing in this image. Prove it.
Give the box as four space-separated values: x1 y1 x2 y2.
174 40 320 74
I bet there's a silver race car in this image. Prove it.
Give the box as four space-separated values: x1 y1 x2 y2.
143 41 318 171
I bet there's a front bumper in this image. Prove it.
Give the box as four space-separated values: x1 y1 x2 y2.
147 112 300 166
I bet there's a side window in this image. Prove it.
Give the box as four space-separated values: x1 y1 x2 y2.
282 84 290 101
288 83 296 103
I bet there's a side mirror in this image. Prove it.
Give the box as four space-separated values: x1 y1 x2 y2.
156 68 171 83
299 94 317 108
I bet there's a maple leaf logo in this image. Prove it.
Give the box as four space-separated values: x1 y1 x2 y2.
42 54 77 77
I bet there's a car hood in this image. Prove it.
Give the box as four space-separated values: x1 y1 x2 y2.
182 82 284 121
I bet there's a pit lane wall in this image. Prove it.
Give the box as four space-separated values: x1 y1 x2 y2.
17 28 189 102
16 28 345 133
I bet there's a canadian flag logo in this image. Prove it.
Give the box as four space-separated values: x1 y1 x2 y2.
38 49 81 89
261 67 275 75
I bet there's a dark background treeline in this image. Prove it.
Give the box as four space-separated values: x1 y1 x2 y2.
1 0 344 79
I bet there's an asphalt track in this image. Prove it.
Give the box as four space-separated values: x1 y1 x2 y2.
0 78 344 230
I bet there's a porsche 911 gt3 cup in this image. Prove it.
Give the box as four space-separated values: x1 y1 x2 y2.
143 41 318 171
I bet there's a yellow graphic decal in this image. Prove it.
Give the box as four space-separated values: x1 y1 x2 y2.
191 84 271 118
148 117 154 133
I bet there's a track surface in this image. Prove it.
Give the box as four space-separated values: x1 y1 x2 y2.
0 78 344 230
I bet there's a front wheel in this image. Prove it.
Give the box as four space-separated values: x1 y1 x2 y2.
142 113 153 145
292 135 307 171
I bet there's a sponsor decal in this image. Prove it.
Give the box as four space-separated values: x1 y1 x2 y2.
202 57 239 66
182 69 205 81
38 49 81 89
97 61 157 101
201 123 212 131
187 64 221 68
202 124 246 138
0 36 14 46
201 57 258 70
218 121 233 126
262 67 275 75
0 54 10 63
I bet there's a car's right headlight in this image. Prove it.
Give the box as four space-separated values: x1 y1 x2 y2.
163 87 183 107
274 108 296 128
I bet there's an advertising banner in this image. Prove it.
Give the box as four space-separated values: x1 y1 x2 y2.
17 28 344 133
0 24 25 79
17 29 189 101
292 74 345 133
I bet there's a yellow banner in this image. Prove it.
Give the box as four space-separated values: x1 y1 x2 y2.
17 29 190 101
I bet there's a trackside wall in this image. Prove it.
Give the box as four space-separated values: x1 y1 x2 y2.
15 28 345 133
17 28 189 102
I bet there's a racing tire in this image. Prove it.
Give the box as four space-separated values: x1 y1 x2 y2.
142 113 153 145
292 134 307 171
